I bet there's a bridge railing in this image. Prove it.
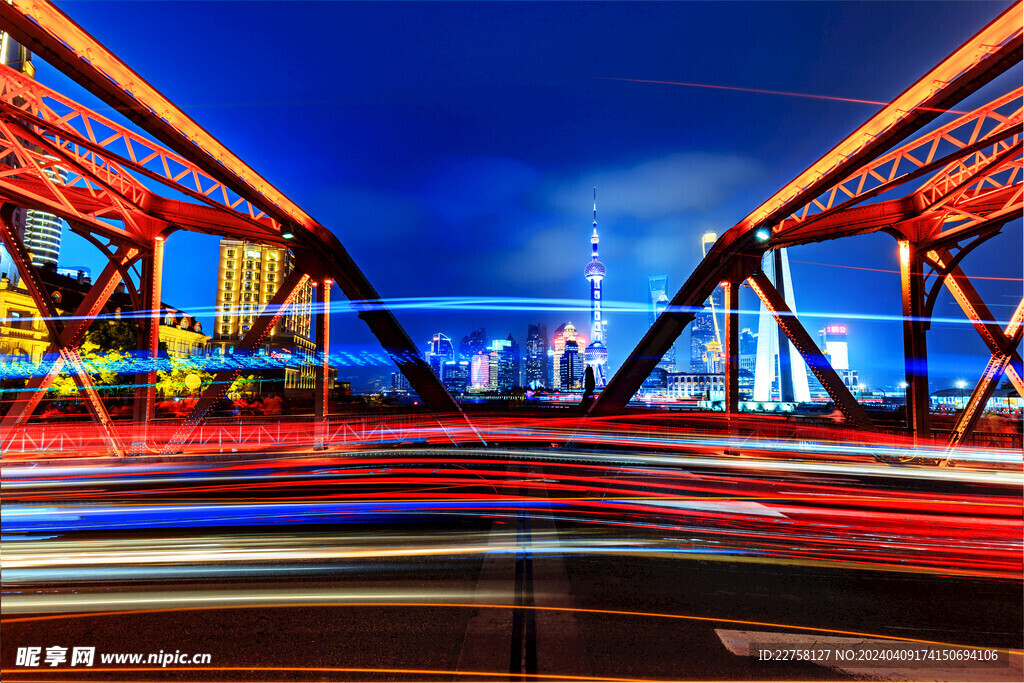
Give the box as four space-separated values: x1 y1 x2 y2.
2 409 1020 460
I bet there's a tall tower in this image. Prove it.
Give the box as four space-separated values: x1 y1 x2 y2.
753 248 810 402
584 189 608 387
649 276 676 372
691 232 723 372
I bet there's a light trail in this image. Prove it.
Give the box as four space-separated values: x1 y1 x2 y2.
598 76 969 114
3 600 1018 656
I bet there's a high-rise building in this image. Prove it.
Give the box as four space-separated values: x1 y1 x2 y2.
551 322 587 390
442 360 469 395
820 324 849 370
583 189 609 387
820 323 860 392
210 239 315 391
753 248 810 402
470 352 490 392
460 328 487 361
496 333 520 392
739 328 757 374
391 372 410 394
426 332 455 377
648 276 675 371
560 338 585 391
690 310 716 372
1 33 66 275
690 233 724 372
524 324 547 389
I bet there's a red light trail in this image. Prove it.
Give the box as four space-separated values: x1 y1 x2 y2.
598 77 969 114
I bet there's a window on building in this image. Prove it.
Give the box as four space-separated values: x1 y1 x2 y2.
267 274 275 283
225 282 233 290
225 272 233 280
268 263 276 272
226 249 235 258
223 293 232 301
266 284 274 293
226 260 234 269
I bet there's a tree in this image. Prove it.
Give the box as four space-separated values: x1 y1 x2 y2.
83 321 139 352
227 374 259 401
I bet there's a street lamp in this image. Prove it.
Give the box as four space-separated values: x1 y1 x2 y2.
955 380 967 408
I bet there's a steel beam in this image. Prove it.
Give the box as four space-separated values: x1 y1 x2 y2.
314 279 332 451
948 299 1024 447
2 246 131 429
1 1 462 415
131 237 163 450
899 241 931 439
0 206 124 455
723 279 740 415
162 268 311 453
932 251 1024 395
746 270 872 429
590 3 1022 416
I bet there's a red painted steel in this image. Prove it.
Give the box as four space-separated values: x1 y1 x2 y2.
591 3 1022 419
948 299 1024 448
746 270 871 429
0 2 461 417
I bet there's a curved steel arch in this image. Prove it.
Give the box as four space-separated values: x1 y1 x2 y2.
0 0 461 418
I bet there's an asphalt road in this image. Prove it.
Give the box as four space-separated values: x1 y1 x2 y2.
2 447 1021 681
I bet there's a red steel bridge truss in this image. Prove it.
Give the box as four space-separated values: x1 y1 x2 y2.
0 1 1021 457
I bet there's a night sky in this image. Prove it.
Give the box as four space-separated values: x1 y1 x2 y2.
44 1 1022 391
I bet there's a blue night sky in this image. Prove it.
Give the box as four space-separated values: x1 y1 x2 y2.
44 1 1022 391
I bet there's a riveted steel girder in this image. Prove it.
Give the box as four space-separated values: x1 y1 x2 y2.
948 299 1024 447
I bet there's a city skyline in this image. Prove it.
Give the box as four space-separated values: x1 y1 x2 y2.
27 1 1022 392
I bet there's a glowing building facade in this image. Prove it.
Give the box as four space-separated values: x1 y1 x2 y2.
211 239 315 391
649 276 675 372
524 324 547 389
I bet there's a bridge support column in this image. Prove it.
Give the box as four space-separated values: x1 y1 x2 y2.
723 279 740 415
133 236 163 451
314 278 331 451
899 241 930 439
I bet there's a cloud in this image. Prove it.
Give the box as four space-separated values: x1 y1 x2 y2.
543 152 765 220
419 155 543 227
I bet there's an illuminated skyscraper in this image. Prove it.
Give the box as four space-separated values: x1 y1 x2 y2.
820 323 859 391
211 239 315 390
524 324 547 389
470 352 490 392
426 332 455 376
442 360 469 394
690 232 724 372
496 333 520 392
460 328 487 361
649 276 675 372
560 338 585 391
584 189 608 387
551 322 587 390
1 33 66 274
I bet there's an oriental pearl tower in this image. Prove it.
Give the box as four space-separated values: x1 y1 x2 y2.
584 188 608 387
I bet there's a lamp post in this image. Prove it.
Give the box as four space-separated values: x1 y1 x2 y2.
955 380 967 409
